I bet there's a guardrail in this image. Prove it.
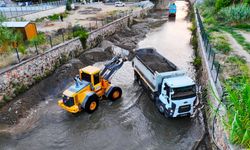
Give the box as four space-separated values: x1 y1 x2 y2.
195 8 223 97
0 0 66 18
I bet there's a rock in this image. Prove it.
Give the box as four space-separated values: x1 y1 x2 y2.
99 40 113 51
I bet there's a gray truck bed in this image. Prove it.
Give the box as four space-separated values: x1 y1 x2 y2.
135 48 177 73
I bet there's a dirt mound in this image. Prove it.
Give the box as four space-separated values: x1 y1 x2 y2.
79 48 113 65
139 54 176 72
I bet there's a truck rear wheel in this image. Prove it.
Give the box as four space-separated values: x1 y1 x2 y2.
134 71 139 82
138 78 142 86
85 95 99 113
108 87 122 101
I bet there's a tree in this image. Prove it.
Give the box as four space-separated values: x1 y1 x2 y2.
66 0 72 11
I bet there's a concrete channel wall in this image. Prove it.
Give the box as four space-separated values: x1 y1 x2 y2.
0 9 148 99
194 8 233 150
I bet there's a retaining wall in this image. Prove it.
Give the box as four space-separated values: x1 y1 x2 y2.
0 9 148 99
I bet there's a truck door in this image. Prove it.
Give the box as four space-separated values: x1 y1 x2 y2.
162 83 170 104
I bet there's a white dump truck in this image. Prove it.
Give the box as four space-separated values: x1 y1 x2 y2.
132 48 198 117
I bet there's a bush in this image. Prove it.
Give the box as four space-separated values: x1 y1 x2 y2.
204 16 217 25
218 4 250 24
226 76 250 148
215 0 231 11
72 26 89 48
203 0 216 7
66 0 72 11
48 14 60 21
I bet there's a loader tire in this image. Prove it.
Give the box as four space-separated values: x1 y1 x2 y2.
108 87 122 101
85 94 99 114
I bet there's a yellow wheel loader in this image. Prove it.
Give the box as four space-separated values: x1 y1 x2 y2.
58 56 125 114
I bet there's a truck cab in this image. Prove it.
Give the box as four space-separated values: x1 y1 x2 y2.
168 3 176 17
158 76 196 117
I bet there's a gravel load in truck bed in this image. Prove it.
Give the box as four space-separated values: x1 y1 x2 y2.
138 53 177 73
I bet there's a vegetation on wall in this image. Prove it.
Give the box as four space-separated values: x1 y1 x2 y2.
72 25 89 48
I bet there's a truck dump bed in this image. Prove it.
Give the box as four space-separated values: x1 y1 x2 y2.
135 48 177 73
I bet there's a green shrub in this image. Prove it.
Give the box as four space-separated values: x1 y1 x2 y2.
72 26 89 48
14 84 28 95
204 16 217 25
66 0 72 11
18 44 27 55
3 95 11 103
48 14 60 21
29 32 46 46
218 4 250 24
243 0 250 4
215 0 231 11
233 24 250 31
193 56 202 68
203 0 216 7
226 76 250 148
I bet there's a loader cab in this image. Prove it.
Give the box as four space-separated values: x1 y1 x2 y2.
80 66 100 85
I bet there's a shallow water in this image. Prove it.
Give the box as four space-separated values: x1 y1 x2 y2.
0 1 204 150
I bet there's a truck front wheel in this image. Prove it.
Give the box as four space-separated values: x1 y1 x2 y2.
156 100 165 114
108 87 122 101
85 95 99 113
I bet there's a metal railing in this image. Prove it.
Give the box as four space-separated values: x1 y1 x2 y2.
0 0 66 18
196 8 223 97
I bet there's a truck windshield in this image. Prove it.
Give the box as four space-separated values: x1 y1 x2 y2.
172 85 196 100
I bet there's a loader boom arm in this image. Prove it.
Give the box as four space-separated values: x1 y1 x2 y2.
100 56 125 80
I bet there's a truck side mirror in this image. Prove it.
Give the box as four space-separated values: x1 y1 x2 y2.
170 89 174 95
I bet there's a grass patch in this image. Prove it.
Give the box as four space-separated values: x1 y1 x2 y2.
35 11 69 22
13 84 28 96
209 32 232 54
221 27 250 53
233 24 250 32
226 55 247 64
225 76 250 148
